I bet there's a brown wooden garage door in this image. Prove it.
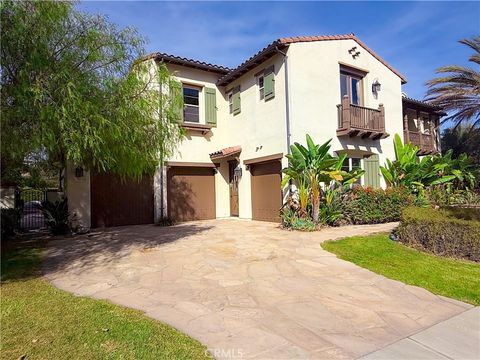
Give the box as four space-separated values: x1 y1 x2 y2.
250 160 282 222
91 173 154 228
167 167 216 222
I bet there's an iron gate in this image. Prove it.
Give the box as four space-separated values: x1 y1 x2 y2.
15 189 47 231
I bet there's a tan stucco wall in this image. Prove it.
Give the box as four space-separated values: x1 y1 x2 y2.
287 40 404 187
65 162 91 229
165 39 404 218
67 38 406 227
165 54 289 220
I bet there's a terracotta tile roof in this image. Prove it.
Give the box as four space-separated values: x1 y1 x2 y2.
144 52 231 74
402 96 446 115
217 33 407 86
209 145 242 159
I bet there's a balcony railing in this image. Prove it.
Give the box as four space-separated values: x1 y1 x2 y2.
337 95 388 139
405 130 437 154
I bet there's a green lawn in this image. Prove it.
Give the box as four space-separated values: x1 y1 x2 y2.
321 234 480 306
1 243 210 360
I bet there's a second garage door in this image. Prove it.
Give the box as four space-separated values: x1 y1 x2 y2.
167 167 216 222
250 160 282 222
91 173 154 228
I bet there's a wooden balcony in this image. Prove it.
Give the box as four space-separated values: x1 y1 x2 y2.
405 130 437 155
337 95 389 140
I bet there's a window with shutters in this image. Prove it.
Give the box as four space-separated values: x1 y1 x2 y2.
256 66 275 102
183 85 201 123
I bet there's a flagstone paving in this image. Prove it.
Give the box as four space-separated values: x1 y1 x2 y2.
44 220 472 359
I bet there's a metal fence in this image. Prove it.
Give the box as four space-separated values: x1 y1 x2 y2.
15 189 47 231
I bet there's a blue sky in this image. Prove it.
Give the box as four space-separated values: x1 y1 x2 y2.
78 1 479 101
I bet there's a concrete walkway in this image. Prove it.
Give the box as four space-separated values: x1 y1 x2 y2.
44 220 474 359
362 307 479 360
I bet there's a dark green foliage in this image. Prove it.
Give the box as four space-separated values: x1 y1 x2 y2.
41 198 70 235
442 126 480 170
397 207 480 262
381 134 478 192
281 135 363 225
1 1 183 181
335 187 417 225
1 208 20 239
426 187 480 207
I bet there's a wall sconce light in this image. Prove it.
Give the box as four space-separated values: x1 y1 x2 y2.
75 167 84 178
372 79 382 94
234 166 243 179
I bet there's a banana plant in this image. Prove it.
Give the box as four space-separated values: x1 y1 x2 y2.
282 135 364 223
380 134 476 192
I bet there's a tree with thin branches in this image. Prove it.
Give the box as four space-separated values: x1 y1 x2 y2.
426 36 480 128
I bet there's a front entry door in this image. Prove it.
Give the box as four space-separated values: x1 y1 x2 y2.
229 161 239 216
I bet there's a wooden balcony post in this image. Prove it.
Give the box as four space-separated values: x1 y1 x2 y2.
341 95 350 129
403 112 409 143
378 103 385 132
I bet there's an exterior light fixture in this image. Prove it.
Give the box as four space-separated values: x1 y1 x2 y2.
234 166 243 179
75 167 84 178
372 79 381 94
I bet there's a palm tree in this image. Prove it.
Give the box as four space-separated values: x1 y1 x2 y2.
426 36 480 128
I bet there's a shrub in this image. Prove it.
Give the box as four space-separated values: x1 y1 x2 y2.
1 208 20 239
281 197 318 231
335 186 417 225
41 198 70 235
426 187 480 207
397 207 480 262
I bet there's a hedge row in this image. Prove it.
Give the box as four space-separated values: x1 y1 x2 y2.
335 187 417 225
397 207 480 262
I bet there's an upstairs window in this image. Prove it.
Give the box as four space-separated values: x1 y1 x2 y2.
340 65 366 106
257 75 265 100
256 66 275 102
183 85 200 123
228 91 233 114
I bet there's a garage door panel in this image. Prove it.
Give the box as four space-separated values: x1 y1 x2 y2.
251 161 282 222
91 173 154 228
168 167 215 222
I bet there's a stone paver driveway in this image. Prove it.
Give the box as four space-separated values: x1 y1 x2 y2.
44 220 472 359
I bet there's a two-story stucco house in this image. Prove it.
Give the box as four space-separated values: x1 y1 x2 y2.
66 34 443 229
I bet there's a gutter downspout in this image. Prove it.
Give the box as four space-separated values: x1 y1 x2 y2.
275 46 292 195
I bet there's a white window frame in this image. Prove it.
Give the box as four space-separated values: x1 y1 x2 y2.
342 157 363 186
257 74 265 101
182 84 202 124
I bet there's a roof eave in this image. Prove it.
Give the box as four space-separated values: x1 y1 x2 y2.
146 53 231 75
217 42 288 87
402 97 445 115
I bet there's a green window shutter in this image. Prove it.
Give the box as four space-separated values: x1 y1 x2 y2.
264 66 275 101
233 86 241 115
204 87 217 126
364 154 380 188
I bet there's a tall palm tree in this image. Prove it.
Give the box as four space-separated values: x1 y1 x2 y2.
426 36 480 128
